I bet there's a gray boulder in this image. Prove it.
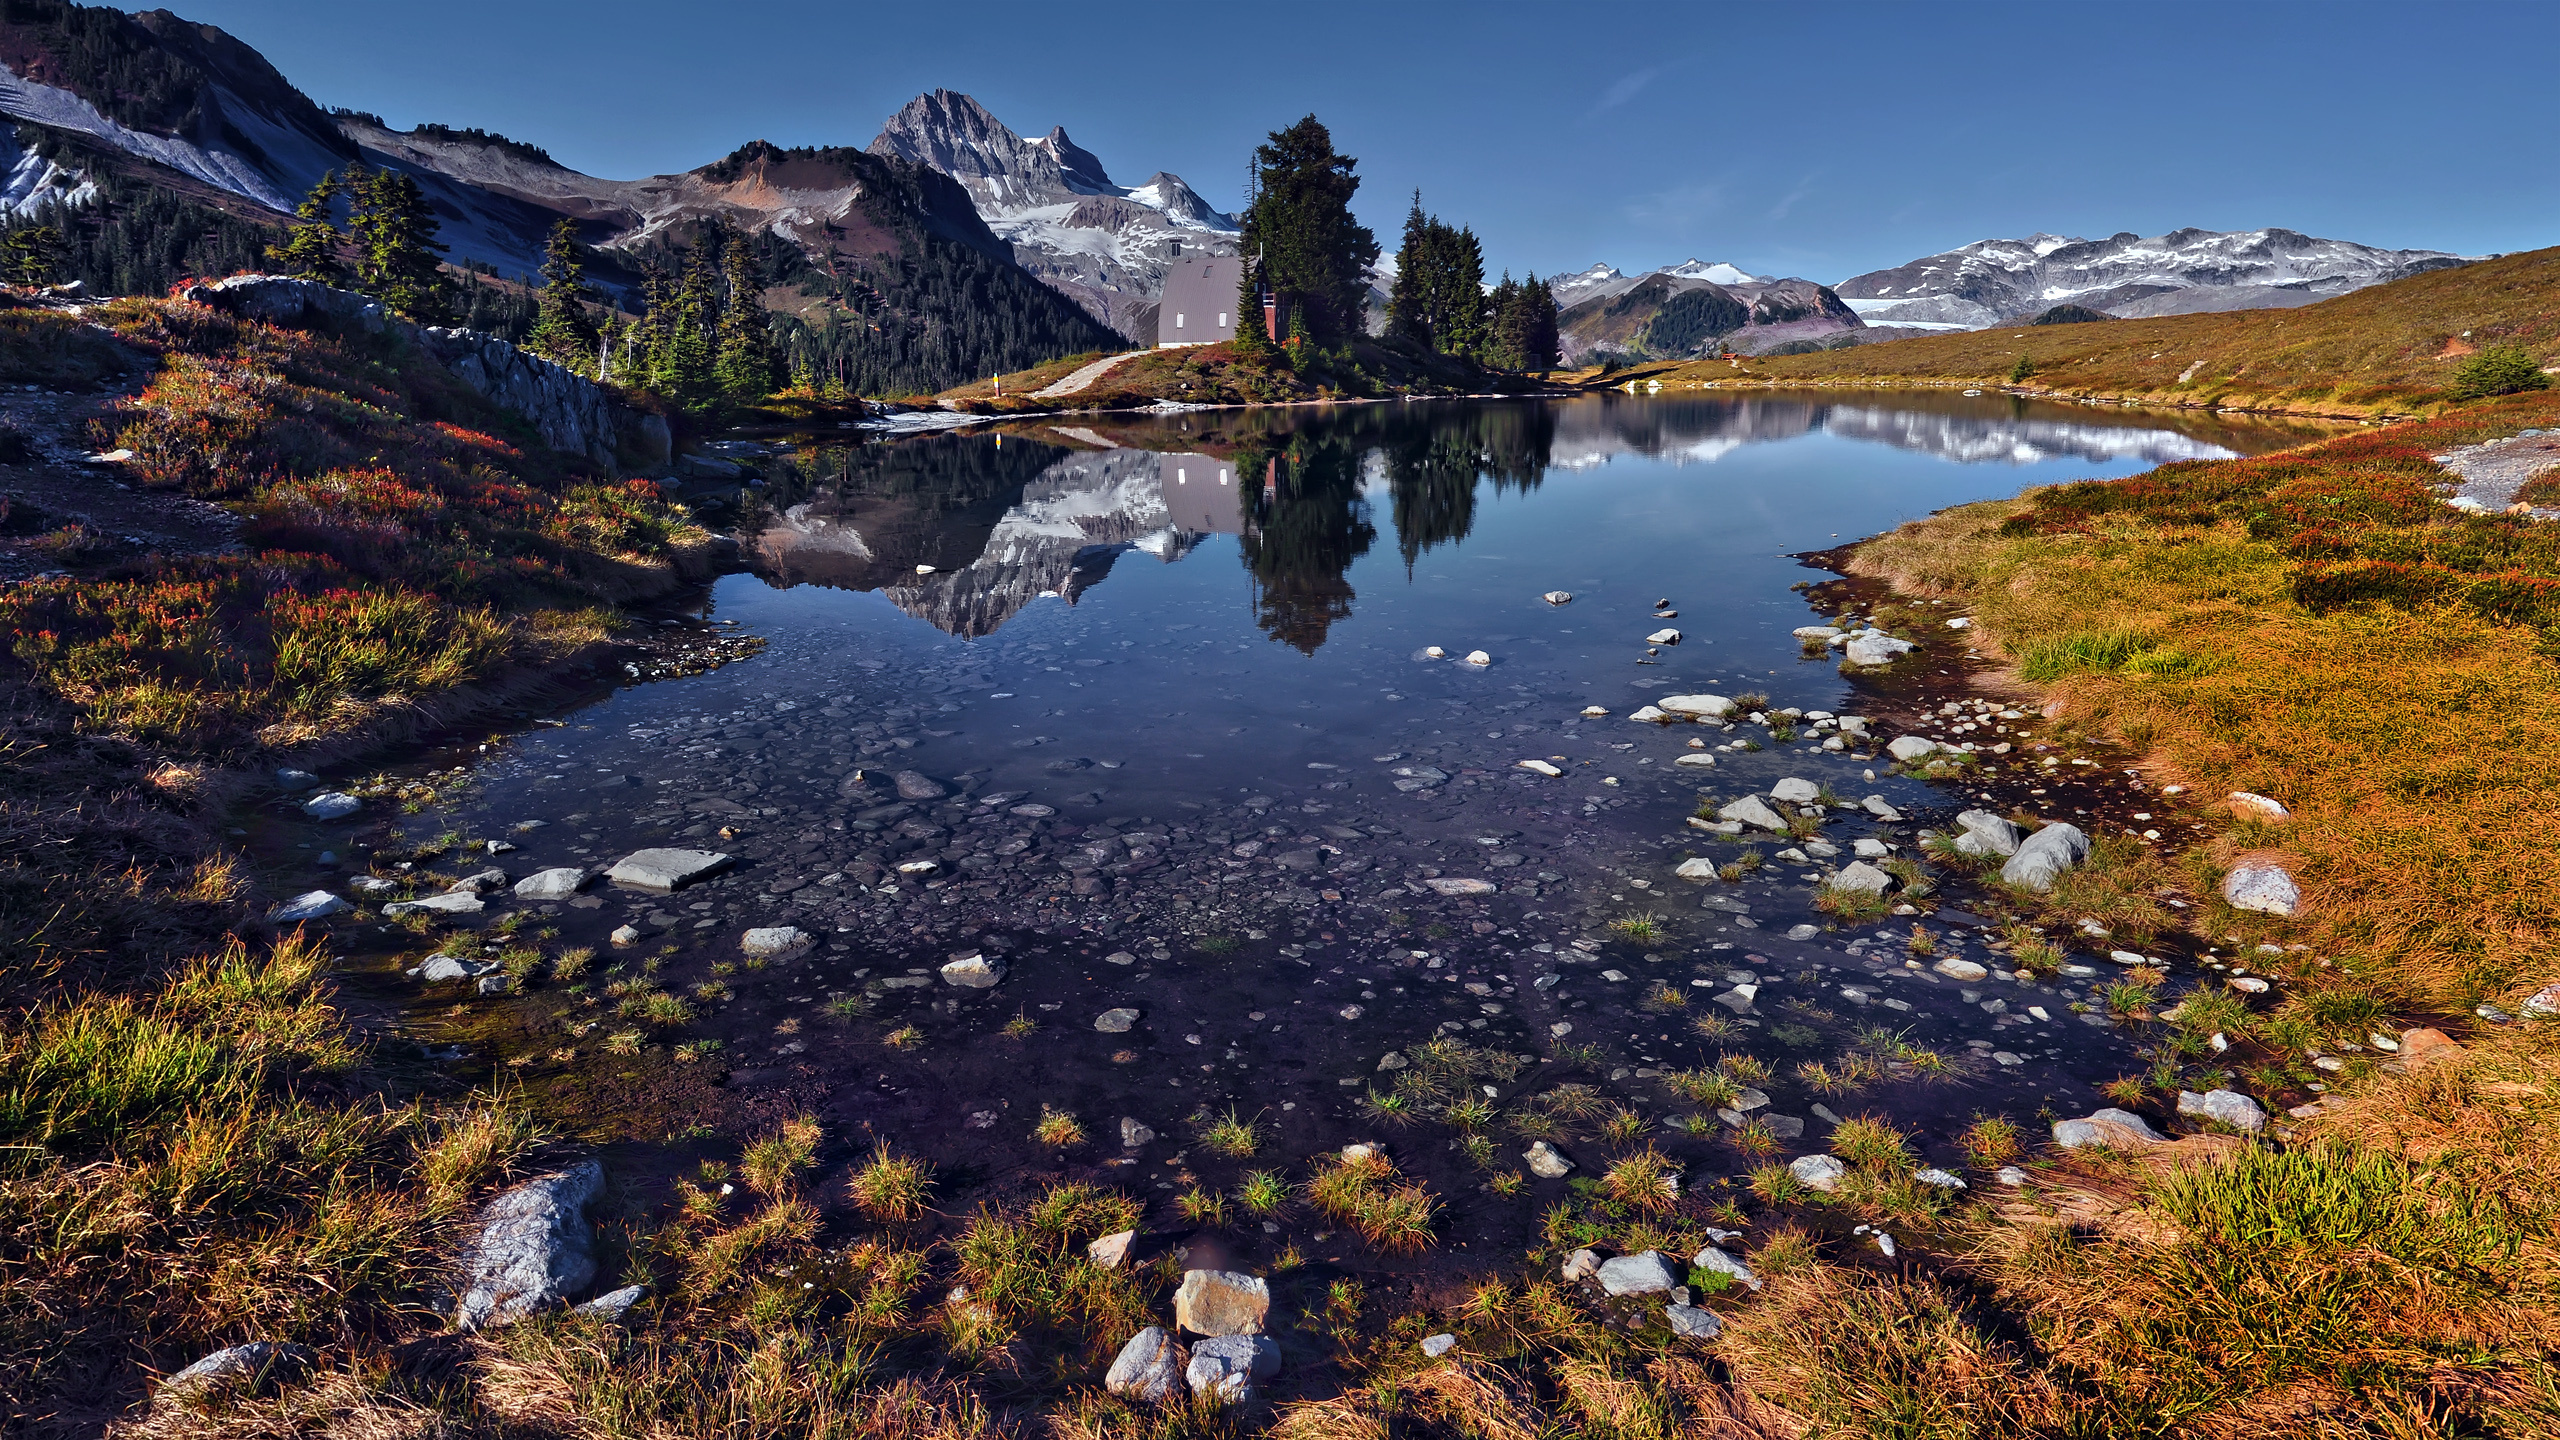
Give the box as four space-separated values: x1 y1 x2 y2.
158 1341 315 1394
604 848 732 893
449 868 510 895
417 954 473 982
1846 632 1915 665
1597 1250 1677 1296
1789 1154 1847 1192
451 1160 603 1330
1955 809 2023 856
383 892 485 918
1665 1303 1723 1338
2000 823 2090 892
1770 777 1821 803
1095 1007 1140 1033
2053 1108 2168 1150
1420 1333 1458 1357
183 274 384 332
742 926 812 958
892 769 948 801
302 790 362 820
1174 1269 1269 1336
2221 863 2301 917
571 1284 646 1320
1886 736 1941 763
1105 1326 1188 1402
268 890 349 922
1717 795 1790 833
1186 1334 1281 1402
514 867 589 900
940 952 1007 988
2177 1089 2268 1132
1692 1246 1760 1291
1828 861 1893 896
1523 1140 1574 1178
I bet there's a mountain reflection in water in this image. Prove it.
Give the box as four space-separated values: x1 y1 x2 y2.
744 393 2331 646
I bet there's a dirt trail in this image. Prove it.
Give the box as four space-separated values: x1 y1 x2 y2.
1031 350 1148 400
0 375 242 582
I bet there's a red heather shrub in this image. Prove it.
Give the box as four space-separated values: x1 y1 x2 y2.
2291 559 2463 613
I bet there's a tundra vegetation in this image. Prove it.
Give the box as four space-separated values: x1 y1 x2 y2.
6 271 2560 1438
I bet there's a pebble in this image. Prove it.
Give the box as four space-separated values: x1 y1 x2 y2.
1094 1008 1141 1033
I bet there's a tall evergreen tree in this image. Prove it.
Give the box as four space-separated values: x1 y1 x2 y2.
526 218 598 370
714 228 776 400
1229 253 1278 363
1486 272 1525 371
267 170 343 282
347 167 448 322
1239 116 1377 346
1386 191 1431 346
1385 192 1488 360
654 238 720 404
1519 274 1561 371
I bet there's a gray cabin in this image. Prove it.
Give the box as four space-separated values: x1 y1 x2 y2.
1156 255 1245 348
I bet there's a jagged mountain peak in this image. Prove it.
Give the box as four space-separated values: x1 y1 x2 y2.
1035 125 1112 194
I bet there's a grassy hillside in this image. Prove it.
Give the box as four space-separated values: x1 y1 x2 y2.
1611 246 2560 416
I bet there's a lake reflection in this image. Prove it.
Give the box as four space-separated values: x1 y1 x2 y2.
744 393 2326 648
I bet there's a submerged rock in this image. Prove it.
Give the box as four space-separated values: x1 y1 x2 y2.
268 890 349 922
302 791 361 820
604 848 732 893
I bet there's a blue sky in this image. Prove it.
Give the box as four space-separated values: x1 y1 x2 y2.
183 0 2555 284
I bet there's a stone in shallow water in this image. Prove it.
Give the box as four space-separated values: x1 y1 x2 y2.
604 848 732 893
268 890 348 922
741 926 811 958
1095 1008 1141 1033
939 952 1006 988
1932 958 1988 981
1656 693 1733 718
302 790 361 820
1523 1140 1573 1178
1790 1154 1847 1192
1425 877 1495 896
1717 796 1788 832
514 867 588 900
1770 777 1820 803
384 891 485 918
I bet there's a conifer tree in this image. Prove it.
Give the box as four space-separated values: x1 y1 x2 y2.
267 170 343 282
348 167 448 322
714 229 776 400
526 218 598 370
1229 254 1278 364
1487 272 1525 371
654 239 720 404
3 225 63 287
1519 273 1561 371
1239 116 1377 345
1386 191 1431 346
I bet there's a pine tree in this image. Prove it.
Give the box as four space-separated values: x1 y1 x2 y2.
1386 190 1431 347
1487 272 1525 371
714 228 775 401
348 167 448 322
267 171 343 282
2 225 64 287
1239 116 1378 346
654 239 720 404
1229 254 1278 364
526 218 598 370
1520 274 1561 372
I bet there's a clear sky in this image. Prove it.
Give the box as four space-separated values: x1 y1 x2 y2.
178 0 2555 284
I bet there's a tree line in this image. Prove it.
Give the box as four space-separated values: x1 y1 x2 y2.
1228 117 1558 376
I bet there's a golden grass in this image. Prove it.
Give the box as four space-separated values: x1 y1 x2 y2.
1648 245 2560 415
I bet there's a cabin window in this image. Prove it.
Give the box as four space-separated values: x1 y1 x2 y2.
1218 312 1229 326
1175 313 1185 328
1177 468 1187 483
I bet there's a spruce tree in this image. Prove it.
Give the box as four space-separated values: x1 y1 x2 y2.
526 218 599 370
3 225 63 287
267 171 343 282
654 239 720 405
1487 273 1525 371
714 229 775 401
1229 255 1277 364
1520 274 1561 371
349 167 448 322
1239 116 1377 345
1387 191 1431 347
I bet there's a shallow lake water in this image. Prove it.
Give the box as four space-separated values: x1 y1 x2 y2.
328 392 2331 1288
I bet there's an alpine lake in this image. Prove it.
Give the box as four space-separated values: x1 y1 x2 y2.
268 390 2340 1301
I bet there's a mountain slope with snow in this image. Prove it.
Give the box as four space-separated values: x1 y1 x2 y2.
1554 261 1859 360
868 90 1239 339
1836 227 2479 328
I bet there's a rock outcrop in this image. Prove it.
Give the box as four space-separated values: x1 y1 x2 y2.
420 327 671 473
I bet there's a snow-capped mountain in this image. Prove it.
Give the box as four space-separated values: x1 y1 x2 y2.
868 90 1239 340
1835 228 2479 329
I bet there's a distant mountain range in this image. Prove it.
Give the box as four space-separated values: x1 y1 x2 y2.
1549 259 1866 360
1832 228 2480 329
